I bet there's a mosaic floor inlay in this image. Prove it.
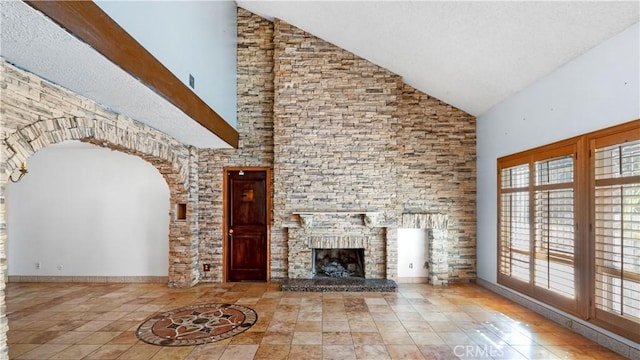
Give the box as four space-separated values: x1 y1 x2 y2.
136 303 257 346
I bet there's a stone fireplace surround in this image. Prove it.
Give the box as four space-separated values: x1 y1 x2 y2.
284 211 388 279
283 211 450 287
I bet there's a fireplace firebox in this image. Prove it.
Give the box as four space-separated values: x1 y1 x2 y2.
312 248 365 278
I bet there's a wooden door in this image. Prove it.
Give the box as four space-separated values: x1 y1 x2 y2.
226 170 267 282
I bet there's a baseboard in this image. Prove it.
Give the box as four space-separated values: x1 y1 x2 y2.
476 278 639 359
396 276 429 284
8 275 168 283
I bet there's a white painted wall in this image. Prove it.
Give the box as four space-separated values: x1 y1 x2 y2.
397 229 429 278
6 141 170 277
95 0 238 128
476 23 640 283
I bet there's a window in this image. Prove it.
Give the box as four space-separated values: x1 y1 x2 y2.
498 119 640 342
534 155 575 299
592 134 640 339
499 164 530 284
498 143 579 314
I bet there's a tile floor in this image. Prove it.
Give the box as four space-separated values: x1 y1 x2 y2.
6 282 628 359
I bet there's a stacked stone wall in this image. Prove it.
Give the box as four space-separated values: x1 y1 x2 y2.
267 17 476 281
396 85 477 281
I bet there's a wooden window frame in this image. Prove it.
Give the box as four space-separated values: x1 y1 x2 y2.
497 119 640 342
587 123 640 342
498 138 583 316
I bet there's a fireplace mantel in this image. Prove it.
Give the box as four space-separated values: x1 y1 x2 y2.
288 211 384 229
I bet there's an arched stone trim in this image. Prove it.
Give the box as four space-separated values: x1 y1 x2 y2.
3 115 199 288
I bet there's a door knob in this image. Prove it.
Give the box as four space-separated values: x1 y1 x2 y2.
229 229 234 235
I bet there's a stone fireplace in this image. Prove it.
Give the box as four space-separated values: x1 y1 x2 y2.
284 211 388 279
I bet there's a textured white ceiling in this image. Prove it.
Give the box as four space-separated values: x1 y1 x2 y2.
0 0 230 149
238 1 640 116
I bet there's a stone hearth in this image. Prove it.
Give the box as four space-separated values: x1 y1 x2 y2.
281 278 397 292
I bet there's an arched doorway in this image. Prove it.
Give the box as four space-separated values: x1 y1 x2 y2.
6 141 170 281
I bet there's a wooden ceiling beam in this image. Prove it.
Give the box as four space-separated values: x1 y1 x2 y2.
25 1 239 148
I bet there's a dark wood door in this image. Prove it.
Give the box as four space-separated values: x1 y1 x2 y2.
227 170 267 282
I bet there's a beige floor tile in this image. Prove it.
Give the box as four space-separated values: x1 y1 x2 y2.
401 319 434 332
417 344 458 359
267 320 296 333
322 311 348 321
16 344 70 359
219 344 259 360
298 311 323 322
73 320 113 332
292 331 323 345
351 332 384 345
409 331 445 345
348 320 378 332
76 331 122 345
229 331 266 345
296 320 323 332
117 343 162 360
512 345 561 360
379 329 415 345
395 311 424 321
323 344 356 360
183 344 226 360
8 343 39 359
354 344 391 359
386 344 425 359
106 331 138 345
83 344 133 359
323 331 353 345
150 346 196 360
370 312 399 321
346 312 373 322
374 320 406 332
322 320 350 332
288 345 323 360
49 344 101 359
261 331 293 345
12 331 64 344
437 331 477 346
253 344 290 360
46 331 92 345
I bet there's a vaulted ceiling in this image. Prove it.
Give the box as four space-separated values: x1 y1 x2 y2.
238 1 639 116
2 1 639 148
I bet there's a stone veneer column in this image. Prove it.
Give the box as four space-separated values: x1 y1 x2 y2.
396 84 476 282
272 18 401 280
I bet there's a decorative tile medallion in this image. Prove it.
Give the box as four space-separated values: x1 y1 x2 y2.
136 303 258 346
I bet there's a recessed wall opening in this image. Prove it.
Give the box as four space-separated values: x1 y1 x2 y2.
312 248 365 278
176 203 187 220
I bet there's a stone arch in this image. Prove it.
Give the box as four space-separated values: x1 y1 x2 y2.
3 115 199 288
